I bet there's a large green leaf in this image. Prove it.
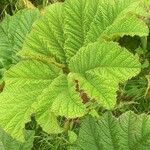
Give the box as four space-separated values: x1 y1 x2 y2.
0 59 86 140
69 41 141 109
75 111 150 150
0 9 40 82
64 0 149 60
0 60 62 141
85 0 149 44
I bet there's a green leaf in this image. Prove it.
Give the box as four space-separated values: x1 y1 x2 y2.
76 111 150 150
69 41 141 109
102 15 149 40
50 75 86 118
0 60 61 141
13 9 40 53
64 0 149 60
0 59 86 140
34 74 86 119
33 74 86 133
85 0 149 44
0 9 40 82
64 0 99 60
20 3 66 64
0 129 34 150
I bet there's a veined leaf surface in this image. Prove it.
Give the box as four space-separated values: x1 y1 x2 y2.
64 0 149 60
69 41 141 109
0 60 62 141
0 0 149 141
76 111 150 150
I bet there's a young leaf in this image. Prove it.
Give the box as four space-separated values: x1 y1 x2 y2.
50 75 86 118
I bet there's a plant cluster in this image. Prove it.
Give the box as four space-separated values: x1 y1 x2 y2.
0 0 150 149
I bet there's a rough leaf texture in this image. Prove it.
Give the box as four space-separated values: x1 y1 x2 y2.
64 0 149 60
0 0 149 141
76 111 150 150
0 60 62 140
69 41 141 109
20 4 66 64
